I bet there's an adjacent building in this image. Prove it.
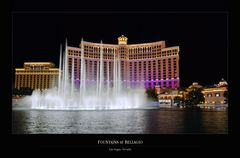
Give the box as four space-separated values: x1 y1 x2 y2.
154 79 228 107
157 88 183 107
202 79 228 104
183 79 228 105
15 62 59 90
66 35 180 89
183 82 203 98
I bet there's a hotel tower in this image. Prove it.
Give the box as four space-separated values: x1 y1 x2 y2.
15 62 59 90
67 35 180 89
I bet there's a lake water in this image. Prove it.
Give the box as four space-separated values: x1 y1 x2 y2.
12 108 228 134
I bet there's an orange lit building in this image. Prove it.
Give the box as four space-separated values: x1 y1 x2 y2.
202 79 228 104
15 62 59 90
184 79 228 105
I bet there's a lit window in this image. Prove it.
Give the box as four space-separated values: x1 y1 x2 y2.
207 93 212 97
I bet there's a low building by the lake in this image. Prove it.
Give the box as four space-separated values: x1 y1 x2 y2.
202 79 228 105
155 84 183 107
154 79 228 107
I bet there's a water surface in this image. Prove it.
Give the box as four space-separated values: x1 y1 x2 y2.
12 108 228 134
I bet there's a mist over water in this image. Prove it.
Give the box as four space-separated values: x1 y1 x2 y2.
26 40 147 110
30 87 147 110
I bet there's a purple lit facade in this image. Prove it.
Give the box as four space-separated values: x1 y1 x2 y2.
67 35 180 89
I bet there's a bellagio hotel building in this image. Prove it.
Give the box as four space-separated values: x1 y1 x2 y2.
15 62 59 90
67 35 180 89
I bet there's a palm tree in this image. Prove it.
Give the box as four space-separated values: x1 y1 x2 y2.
18 87 34 96
173 96 183 106
146 88 158 101
12 88 19 96
185 88 204 106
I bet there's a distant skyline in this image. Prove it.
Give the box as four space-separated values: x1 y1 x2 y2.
12 12 228 87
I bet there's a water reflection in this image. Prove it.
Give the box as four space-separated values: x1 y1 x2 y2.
12 109 228 134
200 111 228 133
144 109 186 134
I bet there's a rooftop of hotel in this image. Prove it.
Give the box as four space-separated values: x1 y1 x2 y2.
15 62 58 70
75 35 173 48
24 62 55 66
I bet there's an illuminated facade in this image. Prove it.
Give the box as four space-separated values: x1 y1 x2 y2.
202 79 228 104
184 79 228 105
15 62 59 90
67 35 180 89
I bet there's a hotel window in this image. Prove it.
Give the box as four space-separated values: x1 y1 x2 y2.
215 93 220 97
163 74 166 79
153 82 156 86
207 93 212 97
148 83 151 87
163 81 166 87
169 81 172 87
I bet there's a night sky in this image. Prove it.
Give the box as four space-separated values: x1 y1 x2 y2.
13 12 228 87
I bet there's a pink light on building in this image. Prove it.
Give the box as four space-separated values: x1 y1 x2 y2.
66 35 180 89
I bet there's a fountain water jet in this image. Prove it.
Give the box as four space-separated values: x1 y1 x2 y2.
30 39 147 110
